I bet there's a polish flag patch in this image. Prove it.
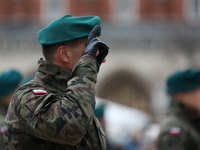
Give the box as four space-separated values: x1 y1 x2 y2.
33 90 48 94
169 127 181 136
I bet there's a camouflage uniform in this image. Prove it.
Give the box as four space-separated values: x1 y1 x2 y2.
157 99 200 150
0 104 8 149
4 55 106 150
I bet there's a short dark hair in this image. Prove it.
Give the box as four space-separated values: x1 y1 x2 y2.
42 40 78 62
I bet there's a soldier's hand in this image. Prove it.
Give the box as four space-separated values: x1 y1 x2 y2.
82 25 109 72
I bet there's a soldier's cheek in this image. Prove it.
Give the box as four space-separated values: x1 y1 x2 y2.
197 92 200 112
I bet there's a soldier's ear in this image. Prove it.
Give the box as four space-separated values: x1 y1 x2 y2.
57 45 70 63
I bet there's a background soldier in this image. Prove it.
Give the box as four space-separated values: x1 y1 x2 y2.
4 14 109 149
95 104 115 150
0 69 22 148
157 68 200 150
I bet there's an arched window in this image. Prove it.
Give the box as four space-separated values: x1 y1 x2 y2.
97 71 151 114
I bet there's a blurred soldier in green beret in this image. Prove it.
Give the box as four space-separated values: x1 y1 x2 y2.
95 105 106 130
95 105 115 150
157 68 200 150
0 69 22 148
4 14 109 150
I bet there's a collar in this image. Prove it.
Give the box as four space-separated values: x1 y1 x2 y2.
170 98 200 125
36 58 72 94
0 103 8 116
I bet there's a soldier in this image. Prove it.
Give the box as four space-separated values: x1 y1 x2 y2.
95 105 115 150
157 68 200 150
4 14 109 150
0 69 22 148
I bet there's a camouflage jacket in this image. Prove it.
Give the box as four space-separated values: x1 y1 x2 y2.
4 55 106 150
157 99 200 150
0 104 8 149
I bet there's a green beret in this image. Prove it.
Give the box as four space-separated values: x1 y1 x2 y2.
0 69 22 98
38 14 101 45
94 105 105 119
167 68 200 93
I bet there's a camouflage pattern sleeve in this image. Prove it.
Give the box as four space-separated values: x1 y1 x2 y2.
9 55 97 146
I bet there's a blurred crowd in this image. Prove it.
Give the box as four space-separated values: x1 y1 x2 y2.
94 99 160 150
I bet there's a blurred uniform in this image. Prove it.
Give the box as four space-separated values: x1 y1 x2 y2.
0 69 22 149
4 15 108 150
95 105 115 150
157 68 200 150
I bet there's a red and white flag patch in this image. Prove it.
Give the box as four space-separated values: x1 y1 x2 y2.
33 90 48 94
169 127 181 136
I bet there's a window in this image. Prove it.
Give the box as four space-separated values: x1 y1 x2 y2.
47 0 61 18
40 0 66 22
194 0 200 16
185 0 200 21
115 0 138 23
119 0 131 17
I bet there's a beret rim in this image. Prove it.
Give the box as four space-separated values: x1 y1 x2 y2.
0 69 22 98
167 68 200 94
